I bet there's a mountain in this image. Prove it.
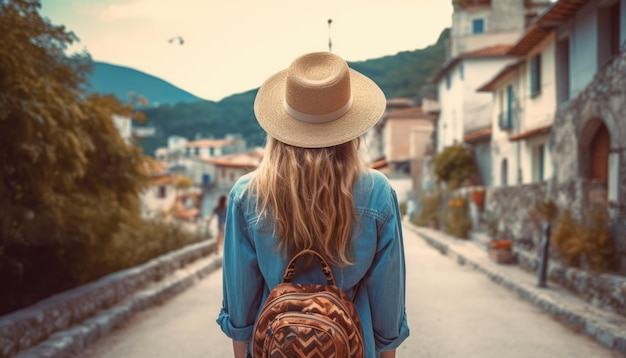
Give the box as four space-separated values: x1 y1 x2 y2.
90 28 449 157
87 62 204 105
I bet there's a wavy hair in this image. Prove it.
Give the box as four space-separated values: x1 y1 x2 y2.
249 136 363 266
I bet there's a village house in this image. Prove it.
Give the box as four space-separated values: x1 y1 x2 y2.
468 0 626 274
477 29 556 187
429 0 551 187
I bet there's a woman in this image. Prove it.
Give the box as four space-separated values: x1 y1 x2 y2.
217 52 409 357
208 195 227 251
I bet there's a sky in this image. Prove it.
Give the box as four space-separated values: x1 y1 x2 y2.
40 0 453 102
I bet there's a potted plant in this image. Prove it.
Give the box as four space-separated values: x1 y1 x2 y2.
471 188 486 208
488 238 515 264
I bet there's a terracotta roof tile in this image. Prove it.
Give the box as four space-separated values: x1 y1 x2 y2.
477 60 525 92
508 0 591 56
430 44 514 83
509 125 551 141
186 139 239 148
463 128 492 142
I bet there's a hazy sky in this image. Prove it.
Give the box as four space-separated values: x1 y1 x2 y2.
41 0 453 102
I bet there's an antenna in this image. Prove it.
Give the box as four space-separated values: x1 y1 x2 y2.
327 19 333 52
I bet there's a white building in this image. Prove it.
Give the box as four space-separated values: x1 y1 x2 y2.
478 31 557 186
111 114 132 143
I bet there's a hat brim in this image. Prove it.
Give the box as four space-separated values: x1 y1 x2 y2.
254 68 386 148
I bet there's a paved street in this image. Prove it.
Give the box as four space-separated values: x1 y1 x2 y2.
78 226 618 358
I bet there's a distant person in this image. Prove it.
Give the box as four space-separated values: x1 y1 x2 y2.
216 52 409 357
208 195 227 251
406 197 417 222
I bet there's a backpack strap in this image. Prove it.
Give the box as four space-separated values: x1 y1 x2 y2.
283 249 336 286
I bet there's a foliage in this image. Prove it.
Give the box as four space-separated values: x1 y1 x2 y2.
442 196 472 239
174 175 194 189
433 144 478 190
535 199 558 222
350 28 448 99
0 0 194 314
138 89 266 156
551 208 615 272
414 190 443 227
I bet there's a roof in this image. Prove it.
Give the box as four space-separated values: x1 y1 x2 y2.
430 44 513 83
509 125 551 141
477 60 525 92
152 175 176 185
386 98 415 107
463 127 492 143
201 148 265 169
508 0 591 56
385 106 426 118
186 139 239 148
370 158 388 170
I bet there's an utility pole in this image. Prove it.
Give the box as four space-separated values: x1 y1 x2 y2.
327 19 333 52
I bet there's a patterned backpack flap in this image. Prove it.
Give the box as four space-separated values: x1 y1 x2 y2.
252 249 364 358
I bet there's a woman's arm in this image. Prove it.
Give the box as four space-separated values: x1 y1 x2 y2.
232 340 248 358
380 350 396 358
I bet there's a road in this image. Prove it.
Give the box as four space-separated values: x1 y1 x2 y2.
78 226 618 358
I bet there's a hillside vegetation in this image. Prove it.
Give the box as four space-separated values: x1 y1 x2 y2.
136 29 448 156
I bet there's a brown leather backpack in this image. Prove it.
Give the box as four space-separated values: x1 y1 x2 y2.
252 249 364 358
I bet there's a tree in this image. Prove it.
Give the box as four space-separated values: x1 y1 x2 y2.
0 0 150 312
433 144 477 190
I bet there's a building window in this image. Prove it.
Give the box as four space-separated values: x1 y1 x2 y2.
446 74 451 90
556 38 570 103
472 18 485 34
499 85 515 130
530 54 541 97
195 147 200 156
532 144 545 182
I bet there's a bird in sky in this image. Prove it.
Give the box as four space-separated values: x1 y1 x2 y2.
168 36 184 45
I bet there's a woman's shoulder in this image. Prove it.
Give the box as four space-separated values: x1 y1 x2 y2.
228 172 255 204
356 169 393 193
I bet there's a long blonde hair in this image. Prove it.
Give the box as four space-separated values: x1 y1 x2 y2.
250 136 363 266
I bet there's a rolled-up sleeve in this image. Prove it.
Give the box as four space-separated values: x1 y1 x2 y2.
216 191 264 342
366 189 409 351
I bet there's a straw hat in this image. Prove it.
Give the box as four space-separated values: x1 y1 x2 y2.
254 52 386 148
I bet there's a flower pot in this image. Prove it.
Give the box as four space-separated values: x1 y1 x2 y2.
488 248 515 264
471 190 485 208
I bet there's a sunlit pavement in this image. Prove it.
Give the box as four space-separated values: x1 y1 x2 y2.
77 222 622 358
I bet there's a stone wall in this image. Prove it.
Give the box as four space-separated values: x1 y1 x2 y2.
484 180 626 315
484 182 548 248
0 240 217 357
516 249 626 317
549 48 626 270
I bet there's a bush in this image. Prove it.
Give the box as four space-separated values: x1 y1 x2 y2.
442 196 472 239
0 218 206 315
432 144 477 190
414 190 443 227
551 208 615 272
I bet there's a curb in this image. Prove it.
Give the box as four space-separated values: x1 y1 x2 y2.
2 243 222 358
404 223 626 356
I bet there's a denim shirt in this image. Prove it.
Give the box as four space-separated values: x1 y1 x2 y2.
216 169 409 357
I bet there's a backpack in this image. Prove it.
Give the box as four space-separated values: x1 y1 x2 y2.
252 249 365 358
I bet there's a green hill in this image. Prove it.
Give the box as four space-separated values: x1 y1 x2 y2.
87 62 204 105
91 28 449 157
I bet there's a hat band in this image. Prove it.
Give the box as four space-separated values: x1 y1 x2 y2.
284 96 353 124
